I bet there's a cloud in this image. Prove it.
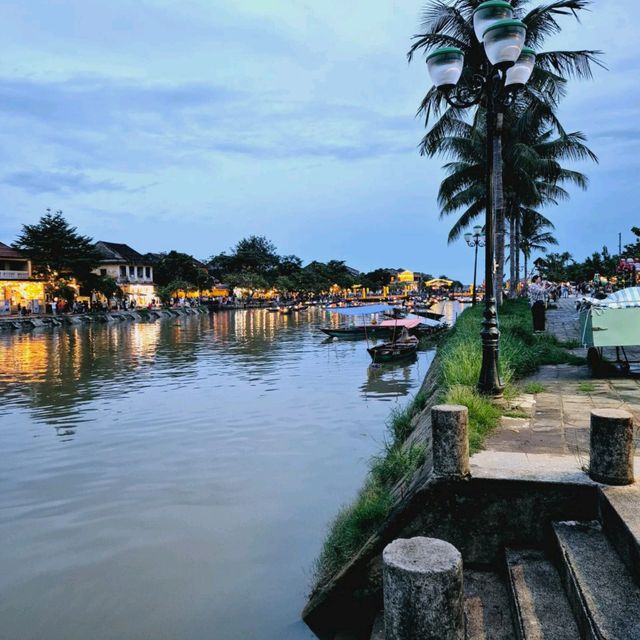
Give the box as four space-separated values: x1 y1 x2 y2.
0 75 420 172
3 169 127 194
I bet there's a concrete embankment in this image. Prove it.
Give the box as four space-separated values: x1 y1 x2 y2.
0 306 208 332
303 301 640 640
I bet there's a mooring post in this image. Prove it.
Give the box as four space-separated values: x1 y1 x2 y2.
589 408 635 485
432 404 470 478
382 537 464 640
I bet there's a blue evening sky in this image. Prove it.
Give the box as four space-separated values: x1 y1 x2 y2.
0 0 637 281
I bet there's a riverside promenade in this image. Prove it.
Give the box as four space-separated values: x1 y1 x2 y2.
478 298 640 471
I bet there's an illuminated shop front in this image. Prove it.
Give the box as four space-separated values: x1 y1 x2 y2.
0 280 46 314
121 283 156 306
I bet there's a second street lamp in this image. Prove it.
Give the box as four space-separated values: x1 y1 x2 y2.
426 2 535 396
464 226 485 307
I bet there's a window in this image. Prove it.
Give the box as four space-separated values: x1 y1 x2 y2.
120 266 126 278
137 267 143 278
145 267 151 279
100 269 107 276
129 266 135 277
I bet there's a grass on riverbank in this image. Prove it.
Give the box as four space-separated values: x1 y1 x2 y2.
312 299 584 589
439 299 584 454
312 392 427 586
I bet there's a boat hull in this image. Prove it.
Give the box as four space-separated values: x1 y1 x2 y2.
367 341 419 363
320 326 394 340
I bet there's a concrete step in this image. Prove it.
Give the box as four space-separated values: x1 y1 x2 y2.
599 485 640 586
553 520 640 639
505 548 579 640
464 570 515 640
368 612 384 640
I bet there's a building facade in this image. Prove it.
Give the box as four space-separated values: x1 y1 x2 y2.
0 242 45 314
94 241 155 306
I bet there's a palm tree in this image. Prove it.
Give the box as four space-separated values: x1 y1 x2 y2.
432 101 595 229
518 208 558 280
408 0 603 303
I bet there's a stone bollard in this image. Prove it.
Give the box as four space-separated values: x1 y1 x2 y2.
432 404 470 478
589 408 635 485
383 537 464 640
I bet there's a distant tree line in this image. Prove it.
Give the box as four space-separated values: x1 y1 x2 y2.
10 212 430 301
540 227 640 283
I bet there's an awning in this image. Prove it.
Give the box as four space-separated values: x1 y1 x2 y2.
330 304 395 316
379 318 422 329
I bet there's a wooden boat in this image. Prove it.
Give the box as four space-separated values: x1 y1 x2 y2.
367 336 419 363
411 309 445 321
320 325 394 340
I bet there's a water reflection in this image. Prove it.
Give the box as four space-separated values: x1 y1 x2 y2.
0 308 438 640
361 362 418 400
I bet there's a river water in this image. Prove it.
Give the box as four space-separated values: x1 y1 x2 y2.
0 306 450 640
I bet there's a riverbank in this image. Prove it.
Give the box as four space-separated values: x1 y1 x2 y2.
308 299 586 596
0 305 208 331
303 299 640 639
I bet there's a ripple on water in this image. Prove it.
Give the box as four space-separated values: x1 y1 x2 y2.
0 306 446 640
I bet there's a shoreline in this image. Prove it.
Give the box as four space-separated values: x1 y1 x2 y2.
0 306 209 332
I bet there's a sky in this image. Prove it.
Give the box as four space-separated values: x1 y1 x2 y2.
0 0 638 282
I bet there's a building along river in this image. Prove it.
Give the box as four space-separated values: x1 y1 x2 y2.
0 305 447 640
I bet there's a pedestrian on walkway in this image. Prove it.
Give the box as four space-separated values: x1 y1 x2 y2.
528 275 547 332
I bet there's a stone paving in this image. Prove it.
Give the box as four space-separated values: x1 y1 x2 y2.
484 298 640 462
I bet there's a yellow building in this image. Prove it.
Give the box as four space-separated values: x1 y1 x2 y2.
389 270 423 295
0 242 45 314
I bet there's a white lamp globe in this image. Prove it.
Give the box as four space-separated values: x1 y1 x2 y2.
464 232 473 244
473 225 483 236
483 19 527 69
472 1 514 43
426 47 465 89
505 47 536 87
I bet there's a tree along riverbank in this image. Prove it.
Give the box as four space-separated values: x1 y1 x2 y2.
309 299 584 592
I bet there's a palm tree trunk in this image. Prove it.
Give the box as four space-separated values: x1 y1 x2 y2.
493 113 505 306
508 202 516 299
515 208 521 295
524 251 528 282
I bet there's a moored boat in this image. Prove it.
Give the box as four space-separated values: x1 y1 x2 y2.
367 336 419 363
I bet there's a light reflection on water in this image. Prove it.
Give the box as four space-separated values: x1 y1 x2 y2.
0 307 441 640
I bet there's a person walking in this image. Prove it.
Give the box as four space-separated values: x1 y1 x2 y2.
528 275 547 333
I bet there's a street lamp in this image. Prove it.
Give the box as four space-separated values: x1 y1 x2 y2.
426 1 535 396
464 225 486 307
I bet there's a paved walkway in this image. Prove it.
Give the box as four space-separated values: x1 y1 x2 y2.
484 298 640 463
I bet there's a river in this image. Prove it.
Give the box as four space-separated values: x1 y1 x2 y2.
0 305 451 640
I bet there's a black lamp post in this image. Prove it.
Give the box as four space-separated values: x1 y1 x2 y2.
425 2 536 396
464 225 486 306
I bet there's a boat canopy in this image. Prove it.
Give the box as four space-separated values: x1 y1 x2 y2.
330 304 396 316
379 318 422 329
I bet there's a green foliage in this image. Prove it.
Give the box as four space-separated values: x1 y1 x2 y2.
359 268 392 291
84 274 123 300
443 385 502 455
577 381 596 394
156 279 194 304
314 480 393 582
524 382 546 394
152 251 212 290
14 210 100 285
208 235 357 294
438 299 582 450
